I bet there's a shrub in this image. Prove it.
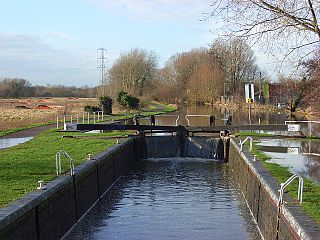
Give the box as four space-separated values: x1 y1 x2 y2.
99 96 113 114
84 105 101 112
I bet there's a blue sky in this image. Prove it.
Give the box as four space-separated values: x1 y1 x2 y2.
0 0 275 87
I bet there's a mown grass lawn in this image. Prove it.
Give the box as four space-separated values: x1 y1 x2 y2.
0 102 176 207
0 129 131 207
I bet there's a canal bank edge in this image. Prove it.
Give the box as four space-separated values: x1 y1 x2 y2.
0 138 138 240
229 138 320 240
0 136 319 239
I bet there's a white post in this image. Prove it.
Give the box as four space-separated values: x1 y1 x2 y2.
70 115 73 124
87 112 90 124
82 113 85 123
76 114 79 124
63 116 66 126
56 116 59 129
309 122 312 137
102 111 104 121
94 112 96 124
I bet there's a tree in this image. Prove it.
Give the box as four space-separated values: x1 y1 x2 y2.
117 91 140 110
207 0 320 62
109 48 157 97
157 48 225 103
209 38 258 95
99 96 113 114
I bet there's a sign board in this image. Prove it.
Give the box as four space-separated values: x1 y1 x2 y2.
287 147 299 155
64 123 77 131
287 124 301 132
245 83 255 103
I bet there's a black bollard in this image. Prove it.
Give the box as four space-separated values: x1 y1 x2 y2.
209 115 215 126
133 116 140 125
150 115 155 126
226 115 232 125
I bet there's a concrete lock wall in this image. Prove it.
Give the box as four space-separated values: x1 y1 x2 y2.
1 136 319 240
0 138 137 240
229 138 320 240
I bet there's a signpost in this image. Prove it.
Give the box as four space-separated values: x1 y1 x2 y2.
245 83 254 125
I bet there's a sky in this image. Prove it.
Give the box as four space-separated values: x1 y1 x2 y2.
0 0 276 87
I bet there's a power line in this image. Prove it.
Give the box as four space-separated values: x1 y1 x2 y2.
97 47 108 96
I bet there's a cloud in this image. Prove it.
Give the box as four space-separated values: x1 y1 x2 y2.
0 32 98 86
89 0 210 21
42 31 77 40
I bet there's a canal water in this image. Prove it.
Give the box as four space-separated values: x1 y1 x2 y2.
64 158 261 240
0 137 33 150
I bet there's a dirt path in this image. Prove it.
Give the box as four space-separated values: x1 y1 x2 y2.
0 124 56 139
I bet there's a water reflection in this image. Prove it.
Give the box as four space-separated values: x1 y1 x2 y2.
257 139 320 183
139 105 293 127
0 137 33 149
64 158 261 240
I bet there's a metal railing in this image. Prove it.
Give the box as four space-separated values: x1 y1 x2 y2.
155 115 180 126
185 115 213 126
278 174 303 205
56 150 75 176
285 120 320 138
239 136 253 152
57 111 104 129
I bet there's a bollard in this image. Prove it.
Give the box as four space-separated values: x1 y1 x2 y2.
226 115 232 125
150 115 155 126
209 115 215 126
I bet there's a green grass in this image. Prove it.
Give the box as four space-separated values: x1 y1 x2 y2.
235 131 276 137
0 129 128 207
249 141 320 223
0 102 176 207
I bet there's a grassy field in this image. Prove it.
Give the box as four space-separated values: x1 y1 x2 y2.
0 100 176 207
240 136 320 224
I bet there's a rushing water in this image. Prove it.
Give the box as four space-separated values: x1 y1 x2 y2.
64 158 261 240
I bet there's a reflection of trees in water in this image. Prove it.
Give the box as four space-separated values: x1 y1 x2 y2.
304 155 320 183
301 141 320 154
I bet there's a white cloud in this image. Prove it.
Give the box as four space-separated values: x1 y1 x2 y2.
89 0 210 21
0 32 98 86
42 31 77 41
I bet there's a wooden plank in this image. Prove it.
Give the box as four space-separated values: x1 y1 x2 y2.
76 124 180 132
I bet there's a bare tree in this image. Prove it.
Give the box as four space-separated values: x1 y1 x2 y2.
108 48 157 97
207 0 320 62
209 38 258 95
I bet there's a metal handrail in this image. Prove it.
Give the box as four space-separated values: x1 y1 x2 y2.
185 115 212 126
155 115 180 126
278 174 303 205
239 136 253 152
56 150 75 176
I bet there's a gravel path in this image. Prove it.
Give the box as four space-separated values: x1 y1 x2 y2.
0 124 56 139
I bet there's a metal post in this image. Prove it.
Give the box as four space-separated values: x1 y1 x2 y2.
248 104 252 125
309 122 312 137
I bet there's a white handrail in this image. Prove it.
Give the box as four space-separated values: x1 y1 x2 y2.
185 114 216 126
156 115 180 126
239 136 253 152
278 174 303 205
56 150 75 176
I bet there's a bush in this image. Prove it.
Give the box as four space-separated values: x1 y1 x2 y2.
84 105 101 112
116 91 139 110
99 96 113 114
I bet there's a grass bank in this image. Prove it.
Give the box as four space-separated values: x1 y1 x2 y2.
0 102 176 207
244 138 320 223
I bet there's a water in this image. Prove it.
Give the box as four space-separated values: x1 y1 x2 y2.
257 139 320 183
64 158 261 240
0 137 33 149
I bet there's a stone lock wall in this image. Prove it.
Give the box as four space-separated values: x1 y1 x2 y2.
229 139 320 240
0 138 137 240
